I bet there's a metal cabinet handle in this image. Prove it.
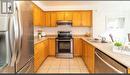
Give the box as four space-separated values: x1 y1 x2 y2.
95 52 123 73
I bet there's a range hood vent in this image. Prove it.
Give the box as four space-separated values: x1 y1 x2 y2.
56 20 72 26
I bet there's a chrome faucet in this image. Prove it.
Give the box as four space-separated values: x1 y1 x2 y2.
101 37 107 43
98 35 107 43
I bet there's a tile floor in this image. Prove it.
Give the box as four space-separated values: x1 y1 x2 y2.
37 57 89 74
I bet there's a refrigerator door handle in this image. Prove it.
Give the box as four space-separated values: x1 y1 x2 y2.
9 16 17 67
15 4 22 63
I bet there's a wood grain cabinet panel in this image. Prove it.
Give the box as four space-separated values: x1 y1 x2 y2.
48 38 56 56
33 3 45 26
56 12 65 21
34 39 49 72
41 11 45 26
72 12 81 26
87 43 95 73
74 38 82 56
64 12 72 21
128 69 130 74
82 40 86 61
81 11 92 27
50 12 57 27
45 12 51 27
82 40 95 73
33 4 40 26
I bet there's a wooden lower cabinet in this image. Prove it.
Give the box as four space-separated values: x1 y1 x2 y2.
82 40 86 62
34 39 48 72
128 69 130 74
82 39 95 73
74 38 82 56
48 38 56 56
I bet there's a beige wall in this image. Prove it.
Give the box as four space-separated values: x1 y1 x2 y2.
34 26 91 36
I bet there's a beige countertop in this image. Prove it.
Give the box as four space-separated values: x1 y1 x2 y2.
81 37 130 68
34 35 130 68
34 35 56 44
34 37 47 44
34 35 86 44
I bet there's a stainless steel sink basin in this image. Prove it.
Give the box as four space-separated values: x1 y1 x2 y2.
88 39 108 43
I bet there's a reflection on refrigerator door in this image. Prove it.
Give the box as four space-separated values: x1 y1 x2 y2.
15 1 34 73
0 1 34 73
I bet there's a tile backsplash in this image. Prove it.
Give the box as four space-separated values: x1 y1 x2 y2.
34 25 92 36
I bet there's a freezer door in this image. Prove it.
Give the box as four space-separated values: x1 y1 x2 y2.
0 31 15 73
15 1 34 72
0 12 19 73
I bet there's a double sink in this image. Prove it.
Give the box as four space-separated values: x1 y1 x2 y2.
88 38 108 43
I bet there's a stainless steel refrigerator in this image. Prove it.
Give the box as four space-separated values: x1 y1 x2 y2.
0 1 34 73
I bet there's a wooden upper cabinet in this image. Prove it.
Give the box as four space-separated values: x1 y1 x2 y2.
33 3 45 26
50 12 57 27
72 12 81 26
45 12 51 27
64 12 72 21
56 12 65 21
81 11 92 27
33 4 40 26
40 10 45 26
41 11 45 26
36 10 92 27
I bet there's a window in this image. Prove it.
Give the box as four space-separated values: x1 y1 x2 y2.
105 17 126 42
106 17 125 30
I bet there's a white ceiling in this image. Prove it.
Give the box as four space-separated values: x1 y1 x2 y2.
33 1 130 11
40 1 95 6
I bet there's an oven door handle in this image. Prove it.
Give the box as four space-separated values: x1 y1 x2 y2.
57 40 71 41
95 52 123 73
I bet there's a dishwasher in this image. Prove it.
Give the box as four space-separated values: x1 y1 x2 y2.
95 49 127 73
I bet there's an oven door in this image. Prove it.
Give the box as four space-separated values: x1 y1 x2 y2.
57 40 72 53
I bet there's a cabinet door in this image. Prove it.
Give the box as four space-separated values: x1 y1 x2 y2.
85 42 95 73
45 12 51 27
57 12 65 21
33 4 40 26
88 44 95 73
72 12 81 26
34 42 43 72
81 11 92 27
64 12 72 21
128 69 130 74
85 42 88 65
49 38 56 56
43 39 49 59
41 11 45 26
74 38 82 56
82 40 85 61
34 39 49 72
50 12 57 27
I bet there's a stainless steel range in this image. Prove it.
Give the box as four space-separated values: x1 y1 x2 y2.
56 31 73 58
